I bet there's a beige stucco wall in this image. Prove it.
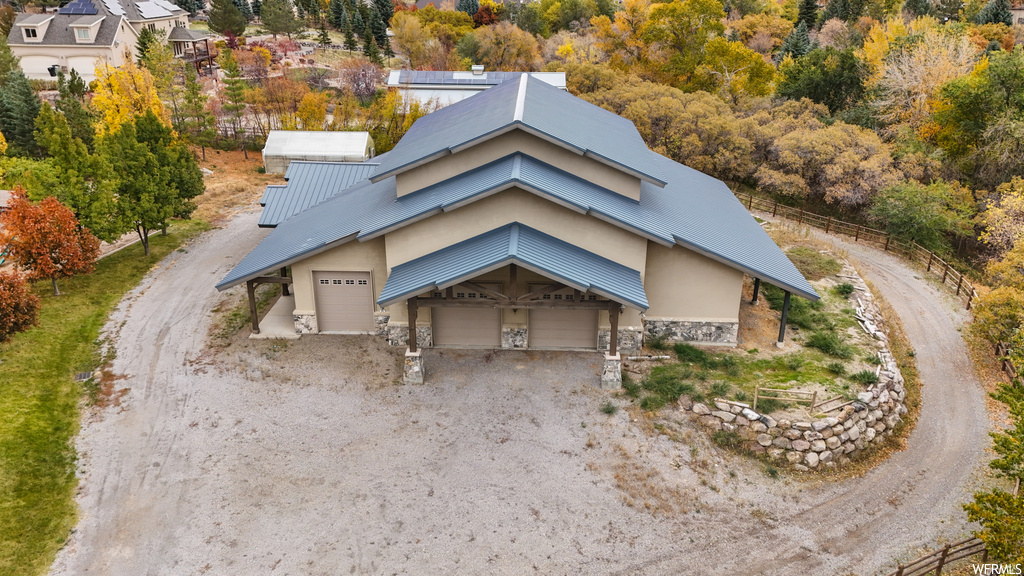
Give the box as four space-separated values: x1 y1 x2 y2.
394 129 642 201
643 242 743 322
289 236 388 317
385 188 648 274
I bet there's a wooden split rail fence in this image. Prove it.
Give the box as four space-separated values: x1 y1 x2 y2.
734 192 980 311
752 386 845 415
885 537 988 576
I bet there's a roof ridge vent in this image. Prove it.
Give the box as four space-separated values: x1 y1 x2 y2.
471 64 484 75
513 73 528 123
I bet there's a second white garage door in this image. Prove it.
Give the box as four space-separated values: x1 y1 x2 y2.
528 308 598 349
431 307 501 347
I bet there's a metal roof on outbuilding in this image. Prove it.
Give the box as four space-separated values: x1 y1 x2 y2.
370 74 667 187
387 69 567 90
377 223 649 310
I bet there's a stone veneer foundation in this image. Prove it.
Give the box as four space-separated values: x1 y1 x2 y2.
643 320 739 345
386 325 433 349
293 313 317 334
501 328 528 349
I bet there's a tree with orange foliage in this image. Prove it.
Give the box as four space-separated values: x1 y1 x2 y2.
0 189 100 296
0 270 40 344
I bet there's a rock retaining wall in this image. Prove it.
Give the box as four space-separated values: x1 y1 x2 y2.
682 273 909 470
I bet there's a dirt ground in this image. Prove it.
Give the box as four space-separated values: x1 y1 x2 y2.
48 211 993 576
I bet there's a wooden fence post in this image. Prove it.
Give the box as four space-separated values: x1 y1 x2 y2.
798 209 804 224
942 262 949 284
967 290 973 311
811 391 818 413
748 194 753 210
884 235 891 251
895 565 904 576
926 252 933 271
855 225 861 242
956 275 963 296
825 216 832 234
772 201 778 217
753 386 759 411
935 543 951 575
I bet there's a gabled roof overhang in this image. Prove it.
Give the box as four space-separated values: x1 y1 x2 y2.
377 223 649 310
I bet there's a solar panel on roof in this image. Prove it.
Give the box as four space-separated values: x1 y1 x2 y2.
59 0 98 15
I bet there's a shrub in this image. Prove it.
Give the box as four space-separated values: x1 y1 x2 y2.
850 370 879 384
710 381 730 397
600 401 618 415
674 343 709 364
805 331 854 358
834 282 855 298
647 334 669 350
756 397 788 413
711 429 743 449
785 355 805 370
622 373 641 398
640 395 668 411
826 361 847 375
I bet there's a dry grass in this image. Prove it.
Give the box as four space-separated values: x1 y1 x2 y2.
193 150 280 224
609 444 694 516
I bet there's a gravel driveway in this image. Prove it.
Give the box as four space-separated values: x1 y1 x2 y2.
49 212 991 576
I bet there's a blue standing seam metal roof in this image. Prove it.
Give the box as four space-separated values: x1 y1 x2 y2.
377 223 649 310
370 74 667 187
220 149 818 302
393 70 562 87
258 161 379 227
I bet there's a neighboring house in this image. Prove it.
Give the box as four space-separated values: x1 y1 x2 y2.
1011 4 1024 24
7 0 191 82
217 75 817 383
0 189 10 215
386 67 567 107
262 131 376 175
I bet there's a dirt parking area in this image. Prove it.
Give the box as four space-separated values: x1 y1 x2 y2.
49 212 992 576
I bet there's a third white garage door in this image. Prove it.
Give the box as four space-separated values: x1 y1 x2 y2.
528 308 598 349
431 283 502 347
313 271 375 332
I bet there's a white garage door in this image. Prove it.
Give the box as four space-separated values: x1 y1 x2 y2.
528 308 598 349
431 283 501 347
313 271 375 332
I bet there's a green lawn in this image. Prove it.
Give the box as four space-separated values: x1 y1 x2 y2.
0 220 209 576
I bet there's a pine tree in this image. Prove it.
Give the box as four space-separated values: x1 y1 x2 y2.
233 0 254 21
317 20 331 46
218 50 247 141
903 0 930 16
456 0 478 16
778 20 811 60
0 70 41 156
209 0 247 35
261 0 301 38
180 66 215 160
934 0 962 21
342 16 357 51
797 0 818 29
820 0 851 22
136 26 157 65
976 0 1012 25
250 0 262 17
55 70 95 149
175 0 204 16
369 5 387 48
330 0 347 28
362 23 383 65
351 0 364 33
372 0 393 26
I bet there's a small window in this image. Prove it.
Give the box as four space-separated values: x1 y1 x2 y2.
588 295 598 301
319 279 330 285
332 279 343 285
76 29 89 39
456 292 465 298
432 291 442 298
566 294 574 300
542 294 550 299
358 279 367 285
468 292 477 298
345 279 355 285
25 28 37 38
554 294 562 300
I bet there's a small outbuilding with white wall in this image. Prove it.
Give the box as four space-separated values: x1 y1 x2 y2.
262 131 375 175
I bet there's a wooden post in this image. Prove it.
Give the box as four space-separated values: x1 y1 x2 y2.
811 391 818 414
753 386 759 411
246 279 260 334
280 267 290 296
772 201 778 217
926 252 934 271
747 194 753 210
935 544 951 575
967 289 973 311
855 225 861 242
825 216 832 234
798 209 804 224
884 235 891 251
509 263 518 300
942 262 949 284
751 278 760 304
895 565 904 576
608 301 619 357
777 291 791 344
955 275 963 296
407 298 418 353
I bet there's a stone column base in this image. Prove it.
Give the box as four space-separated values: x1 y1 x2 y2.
294 313 317 334
387 325 432 348
404 348 424 385
599 328 643 353
502 327 527 348
600 354 622 390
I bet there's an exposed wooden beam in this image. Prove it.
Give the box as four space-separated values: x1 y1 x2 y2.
413 298 610 310
408 298 418 353
509 264 518 300
280 267 290 296
246 279 260 335
457 281 510 302
249 276 293 286
608 300 619 357
515 283 564 302
777 291 791 344
751 277 760 304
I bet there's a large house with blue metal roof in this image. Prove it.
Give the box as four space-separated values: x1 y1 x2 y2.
217 74 817 383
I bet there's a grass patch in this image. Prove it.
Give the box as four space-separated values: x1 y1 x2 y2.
833 283 855 298
711 429 744 449
0 220 209 576
600 401 619 415
760 284 829 330
785 246 842 281
850 370 880 385
826 361 847 376
805 331 855 359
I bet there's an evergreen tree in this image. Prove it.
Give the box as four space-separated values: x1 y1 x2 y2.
179 66 216 160
250 0 262 17
55 70 95 149
934 0 962 21
218 50 248 140
330 0 347 28
369 5 387 48
976 0 1012 25
233 0 254 21
778 20 812 60
317 20 331 46
209 0 248 35
0 70 41 156
342 15 358 51
372 0 393 26
903 0 931 16
0 36 19 82
350 0 364 34
797 0 819 29
456 0 478 16
820 0 851 22
362 23 383 66
174 0 204 16
136 26 157 65
261 0 301 38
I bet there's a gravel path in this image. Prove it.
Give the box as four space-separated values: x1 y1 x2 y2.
49 213 991 576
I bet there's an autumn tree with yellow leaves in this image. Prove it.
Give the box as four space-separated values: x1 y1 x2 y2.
91 60 170 135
